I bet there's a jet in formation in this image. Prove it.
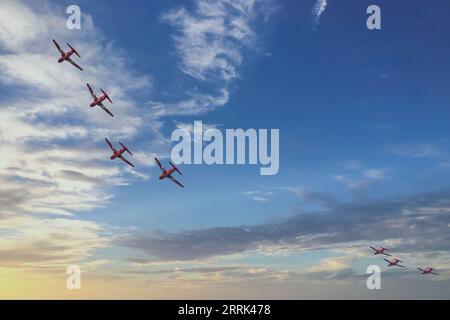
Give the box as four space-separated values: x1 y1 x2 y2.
369 245 391 256
417 267 439 275
54 40 186 187
384 258 406 268
154 157 184 188
87 83 114 117
105 138 135 168
53 39 83 71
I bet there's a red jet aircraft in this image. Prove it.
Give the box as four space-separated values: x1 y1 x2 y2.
105 138 134 167
417 267 439 275
53 39 83 71
384 258 405 268
154 157 184 188
87 83 114 117
369 245 391 256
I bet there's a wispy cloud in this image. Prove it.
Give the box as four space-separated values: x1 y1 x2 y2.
363 168 389 180
163 0 259 82
388 143 446 159
0 0 163 274
0 1 157 220
151 0 275 117
274 186 305 197
121 189 450 272
242 190 273 202
307 256 352 273
0 215 109 269
312 0 328 28
0 0 276 278
332 166 391 189
387 142 450 168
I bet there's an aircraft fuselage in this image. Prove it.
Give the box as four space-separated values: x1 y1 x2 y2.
58 50 74 63
110 148 125 160
159 169 175 180
90 96 106 108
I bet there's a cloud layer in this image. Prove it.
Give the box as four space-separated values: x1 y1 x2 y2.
0 0 275 277
312 0 328 27
0 0 156 220
0 0 159 272
123 189 450 267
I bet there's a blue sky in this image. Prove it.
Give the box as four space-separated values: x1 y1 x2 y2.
86 0 450 227
1 0 450 299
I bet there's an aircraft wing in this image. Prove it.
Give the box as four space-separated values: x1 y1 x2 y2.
397 264 406 268
105 138 115 152
154 157 164 172
99 104 114 117
382 252 392 257
53 39 64 54
168 175 184 188
87 83 95 98
67 57 83 71
431 272 440 275
119 155 135 168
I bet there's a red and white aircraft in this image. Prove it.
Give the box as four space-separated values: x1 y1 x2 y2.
384 258 406 268
417 267 439 275
369 245 391 256
154 157 184 188
53 39 83 71
105 138 134 167
87 83 114 117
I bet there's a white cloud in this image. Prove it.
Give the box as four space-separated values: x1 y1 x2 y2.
307 256 351 273
332 165 391 189
363 168 389 180
251 196 269 202
162 0 259 82
312 0 328 27
0 0 166 274
242 190 273 202
241 186 307 202
389 143 444 159
0 0 275 277
0 215 109 269
0 1 275 221
275 186 305 197
0 0 158 219
148 88 230 117
151 0 274 116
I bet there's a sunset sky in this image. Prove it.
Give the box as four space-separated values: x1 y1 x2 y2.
1 0 450 299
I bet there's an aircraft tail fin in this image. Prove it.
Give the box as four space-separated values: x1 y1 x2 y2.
119 142 132 155
67 43 81 57
169 161 182 175
100 88 113 103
